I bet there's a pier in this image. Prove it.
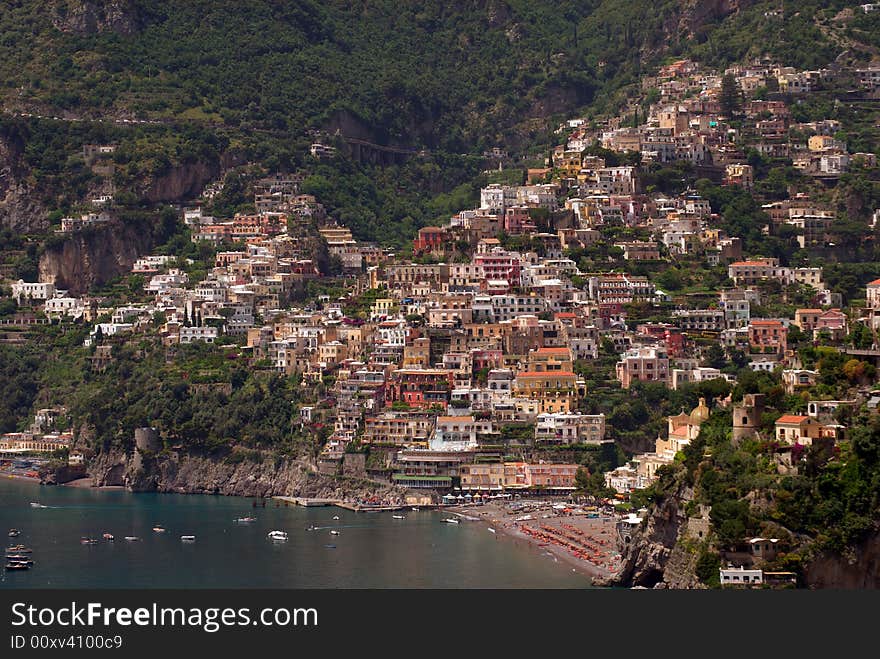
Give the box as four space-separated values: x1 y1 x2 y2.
273 496 341 507
272 496 435 512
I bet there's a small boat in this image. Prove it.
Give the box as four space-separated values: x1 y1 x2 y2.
102 533 114 541
234 517 256 523
411 507 420 512
80 537 98 545
180 535 196 542
488 528 496 533
6 554 31 563
267 530 288 541
329 530 340 536
29 502 46 509
8 529 21 537
6 545 31 553
392 515 406 520
443 518 460 524
324 544 336 549
332 516 340 520
5 562 31 570
152 526 166 533
124 536 139 542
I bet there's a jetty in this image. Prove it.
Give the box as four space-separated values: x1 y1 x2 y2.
273 497 340 507
273 496 434 513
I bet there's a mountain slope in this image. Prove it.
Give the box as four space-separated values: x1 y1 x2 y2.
0 1 860 153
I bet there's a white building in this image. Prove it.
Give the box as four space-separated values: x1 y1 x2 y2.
11 281 55 305
535 413 607 444
720 567 763 586
179 326 219 344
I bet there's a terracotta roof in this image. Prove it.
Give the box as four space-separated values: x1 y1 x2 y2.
730 260 773 267
515 371 577 379
795 309 822 314
533 347 572 354
776 415 809 425
867 278 880 287
751 320 785 326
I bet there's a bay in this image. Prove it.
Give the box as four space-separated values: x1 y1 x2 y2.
0 478 590 589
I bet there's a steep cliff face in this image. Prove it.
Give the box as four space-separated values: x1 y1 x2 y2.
0 130 48 233
51 0 142 36
38 218 158 294
804 529 880 589
679 0 755 37
88 447 402 500
598 481 703 589
140 160 221 205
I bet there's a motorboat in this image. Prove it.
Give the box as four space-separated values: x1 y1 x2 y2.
443 518 460 524
234 517 257 523
152 526 166 533
267 530 288 541
102 533 114 541
80 537 98 545
392 515 405 520
488 528 496 533
329 530 340 536
5 561 31 570
8 529 21 537
332 516 340 520
6 545 31 553
29 502 46 508
124 536 139 542
324 544 336 549
180 535 196 542
411 507 420 512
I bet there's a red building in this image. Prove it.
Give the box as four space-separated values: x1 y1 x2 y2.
413 227 446 255
664 328 686 358
385 368 456 409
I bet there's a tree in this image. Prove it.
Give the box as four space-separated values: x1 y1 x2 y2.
719 73 742 119
703 344 728 370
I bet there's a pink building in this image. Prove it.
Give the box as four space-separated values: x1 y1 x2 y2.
749 320 788 353
615 346 670 389
473 250 522 286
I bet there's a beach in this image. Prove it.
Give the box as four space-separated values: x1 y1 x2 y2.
448 500 621 580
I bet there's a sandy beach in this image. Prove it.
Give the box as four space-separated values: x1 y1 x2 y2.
449 501 621 581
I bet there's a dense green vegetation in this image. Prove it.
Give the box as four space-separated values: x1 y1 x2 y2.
0 1 860 151
0 326 320 458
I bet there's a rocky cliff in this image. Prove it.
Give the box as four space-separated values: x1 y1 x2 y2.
597 480 703 589
0 128 48 234
51 0 142 36
679 0 755 38
141 160 221 205
38 217 160 294
87 446 404 501
804 528 880 589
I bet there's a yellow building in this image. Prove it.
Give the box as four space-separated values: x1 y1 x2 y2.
402 337 431 368
460 463 505 491
526 347 574 372
513 371 581 414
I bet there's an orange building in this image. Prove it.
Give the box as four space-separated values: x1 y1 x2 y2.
749 320 788 354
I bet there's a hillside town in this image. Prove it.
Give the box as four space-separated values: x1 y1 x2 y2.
4 55 880 585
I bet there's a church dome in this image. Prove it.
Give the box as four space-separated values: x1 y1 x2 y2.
690 397 710 424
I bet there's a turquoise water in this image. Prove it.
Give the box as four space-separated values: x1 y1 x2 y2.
0 478 589 588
